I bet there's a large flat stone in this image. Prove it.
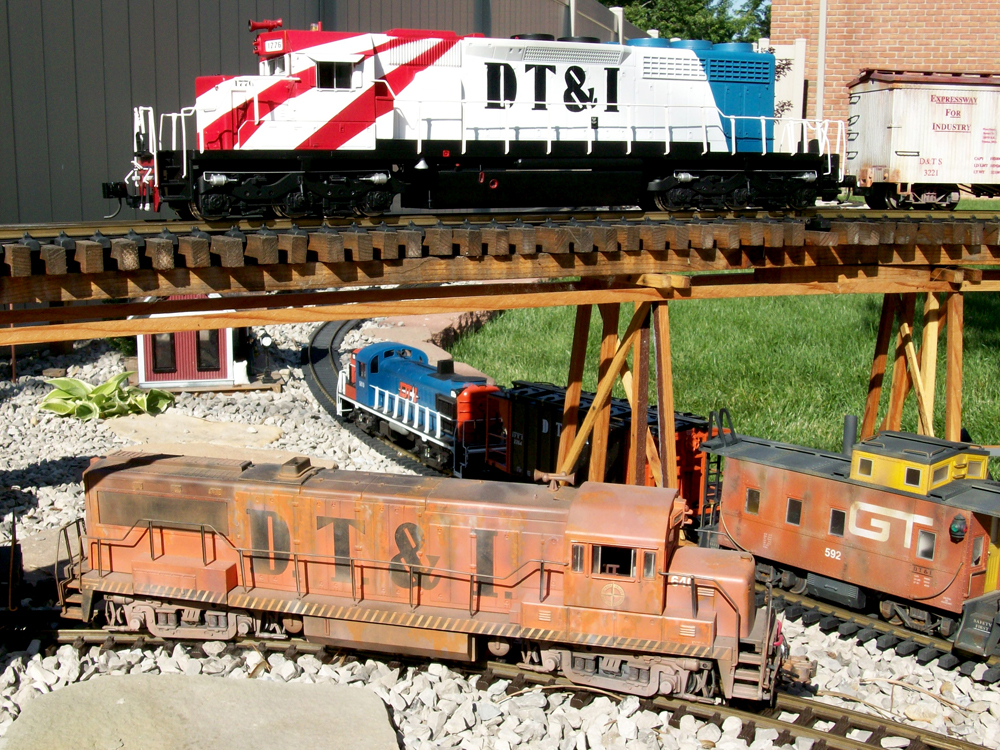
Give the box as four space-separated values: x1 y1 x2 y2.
2 674 398 750
105 412 283 449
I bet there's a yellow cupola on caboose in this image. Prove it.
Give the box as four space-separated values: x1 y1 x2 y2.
849 432 990 495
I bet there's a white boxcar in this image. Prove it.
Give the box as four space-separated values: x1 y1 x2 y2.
847 69 1000 209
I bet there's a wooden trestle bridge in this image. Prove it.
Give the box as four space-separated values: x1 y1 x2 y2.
3 210 998 489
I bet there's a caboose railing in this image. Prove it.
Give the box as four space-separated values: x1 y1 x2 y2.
85 518 565 617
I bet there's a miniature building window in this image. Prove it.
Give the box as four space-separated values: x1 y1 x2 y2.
745 488 760 515
932 465 949 485
196 329 220 372
968 461 984 479
591 545 636 578
858 457 873 477
151 333 177 373
916 530 936 561
571 544 584 572
786 498 802 526
973 536 985 567
317 61 354 90
904 467 922 487
829 509 846 537
643 551 657 579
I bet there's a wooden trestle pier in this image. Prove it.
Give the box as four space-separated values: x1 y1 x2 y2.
3 213 999 484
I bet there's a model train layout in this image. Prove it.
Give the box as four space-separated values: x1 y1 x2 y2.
58 451 784 702
104 21 844 218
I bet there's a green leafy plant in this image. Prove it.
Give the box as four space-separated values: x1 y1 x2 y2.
39 372 174 421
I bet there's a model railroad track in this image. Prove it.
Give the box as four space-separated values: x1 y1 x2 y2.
48 628 979 750
763 587 1000 682
1 211 998 285
301 318 440 476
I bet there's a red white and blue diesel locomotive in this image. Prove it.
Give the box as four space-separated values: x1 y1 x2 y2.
105 21 844 218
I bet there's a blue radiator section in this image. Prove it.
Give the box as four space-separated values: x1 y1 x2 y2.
693 43 775 153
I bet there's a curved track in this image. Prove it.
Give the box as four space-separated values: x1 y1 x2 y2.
764 588 1000 681
301 319 437 476
49 628 982 750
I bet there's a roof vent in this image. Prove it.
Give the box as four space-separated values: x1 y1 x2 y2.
278 456 313 478
437 359 455 375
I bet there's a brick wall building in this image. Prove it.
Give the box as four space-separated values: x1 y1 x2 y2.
770 0 1000 123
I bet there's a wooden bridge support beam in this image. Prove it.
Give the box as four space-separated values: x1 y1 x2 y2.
945 292 964 442
861 293 898 440
557 305 592 477
653 303 678 489
589 304 621 482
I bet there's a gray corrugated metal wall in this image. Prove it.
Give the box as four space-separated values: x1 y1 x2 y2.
0 0 644 224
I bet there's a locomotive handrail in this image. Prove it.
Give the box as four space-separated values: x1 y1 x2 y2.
85 517 565 614
158 107 196 178
663 572 741 655
395 96 842 165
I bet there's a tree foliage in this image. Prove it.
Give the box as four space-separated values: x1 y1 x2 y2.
599 0 770 44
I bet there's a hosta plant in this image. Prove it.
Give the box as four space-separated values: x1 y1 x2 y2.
39 372 174 421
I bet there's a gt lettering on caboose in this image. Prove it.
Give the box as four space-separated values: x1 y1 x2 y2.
847 502 933 548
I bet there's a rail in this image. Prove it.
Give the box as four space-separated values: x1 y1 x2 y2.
84 517 566 616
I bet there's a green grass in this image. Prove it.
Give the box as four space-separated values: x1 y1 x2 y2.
958 198 1000 211
450 293 1000 454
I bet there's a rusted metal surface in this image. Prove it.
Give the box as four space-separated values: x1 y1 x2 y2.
73 451 779 699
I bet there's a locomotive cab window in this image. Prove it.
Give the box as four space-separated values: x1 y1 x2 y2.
904 467 922 487
917 529 936 561
318 61 355 90
745 488 760 515
592 545 636 578
370 357 379 374
263 55 287 76
571 544 584 573
829 509 846 537
642 551 657 579
786 498 802 526
358 361 366 379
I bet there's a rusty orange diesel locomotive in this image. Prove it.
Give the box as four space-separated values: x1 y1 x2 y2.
60 451 783 701
699 418 1000 657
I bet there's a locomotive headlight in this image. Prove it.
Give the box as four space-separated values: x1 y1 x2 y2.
950 514 968 542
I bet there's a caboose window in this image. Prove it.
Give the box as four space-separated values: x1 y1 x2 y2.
904 467 922 487
318 61 354 90
858 458 873 476
917 530 936 560
968 461 984 478
643 551 657 579
151 333 177 373
745 488 760 515
571 544 584 572
592 545 636 578
932 465 949 485
973 536 985 567
785 498 802 526
829 509 846 537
